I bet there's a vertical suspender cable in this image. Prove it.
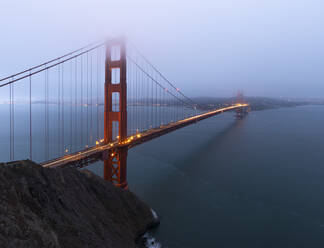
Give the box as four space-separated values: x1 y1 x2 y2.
58 63 61 156
141 58 143 131
9 80 12 160
130 59 134 134
130 59 132 134
44 66 47 160
90 52 93 145
151 64 153 128
70 60 73 151
139 59 141 131
86 52 89 146
141 60 143 130
161 75 163 126
47 69 50 157
62 63 64 154
131 58 134 134
173 91 175 122
155 70 157 128
47 66 49 160
12 77 14 160
138 55 140 132
29 72 32 160
135 55 138 133
158 74 161 126
97 48 99 140
177 91 179 121
80 55 83 147
146 62 148 130
75 57 78 149
47 67 49 159
146 61 148 130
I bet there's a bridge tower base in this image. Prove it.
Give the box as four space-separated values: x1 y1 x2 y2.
103 147 128 189
103 38 128 189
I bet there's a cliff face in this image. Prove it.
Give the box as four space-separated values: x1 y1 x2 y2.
0 160 158 248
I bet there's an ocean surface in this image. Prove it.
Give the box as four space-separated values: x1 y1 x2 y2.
89 105 324 247
2 105 324 247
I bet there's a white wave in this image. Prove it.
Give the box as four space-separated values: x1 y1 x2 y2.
151 208 158 220
143 233 162 248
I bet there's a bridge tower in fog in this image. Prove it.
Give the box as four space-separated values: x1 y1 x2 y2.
104 39 128 189
236 90 248 119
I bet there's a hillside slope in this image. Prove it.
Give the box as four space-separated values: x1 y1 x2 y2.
0 160 158 248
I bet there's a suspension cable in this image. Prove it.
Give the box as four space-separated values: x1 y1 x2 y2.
0 43 106 88
127 56 196 109
127 41 203 109
0 41 105 84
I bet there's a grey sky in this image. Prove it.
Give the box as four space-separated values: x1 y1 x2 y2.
1 0 324 98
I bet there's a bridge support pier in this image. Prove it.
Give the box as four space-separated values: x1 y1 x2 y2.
103 38 128 189
103 147 128 189
236 108 248 119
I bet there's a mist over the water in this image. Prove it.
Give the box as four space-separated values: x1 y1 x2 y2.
1 0 324 98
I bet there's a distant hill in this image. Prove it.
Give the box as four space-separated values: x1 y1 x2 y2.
192 96 319 111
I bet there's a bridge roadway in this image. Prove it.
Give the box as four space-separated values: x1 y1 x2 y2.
41 103 249 168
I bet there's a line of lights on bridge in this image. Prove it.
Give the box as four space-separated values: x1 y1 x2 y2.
60 103 247 163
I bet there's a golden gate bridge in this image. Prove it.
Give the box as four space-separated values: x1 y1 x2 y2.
0 38 249 189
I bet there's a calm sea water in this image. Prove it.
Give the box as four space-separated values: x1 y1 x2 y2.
94 105 323 248
2 105 324 247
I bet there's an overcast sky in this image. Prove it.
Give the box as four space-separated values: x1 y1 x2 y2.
1 0 324 98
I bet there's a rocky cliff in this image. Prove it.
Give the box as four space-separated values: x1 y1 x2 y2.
0 160 158 248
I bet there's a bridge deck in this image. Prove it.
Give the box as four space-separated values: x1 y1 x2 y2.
41 104 248 168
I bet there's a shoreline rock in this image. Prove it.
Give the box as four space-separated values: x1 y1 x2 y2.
0 160 159 248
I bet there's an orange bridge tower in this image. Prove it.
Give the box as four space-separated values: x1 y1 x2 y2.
103 38 128 189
